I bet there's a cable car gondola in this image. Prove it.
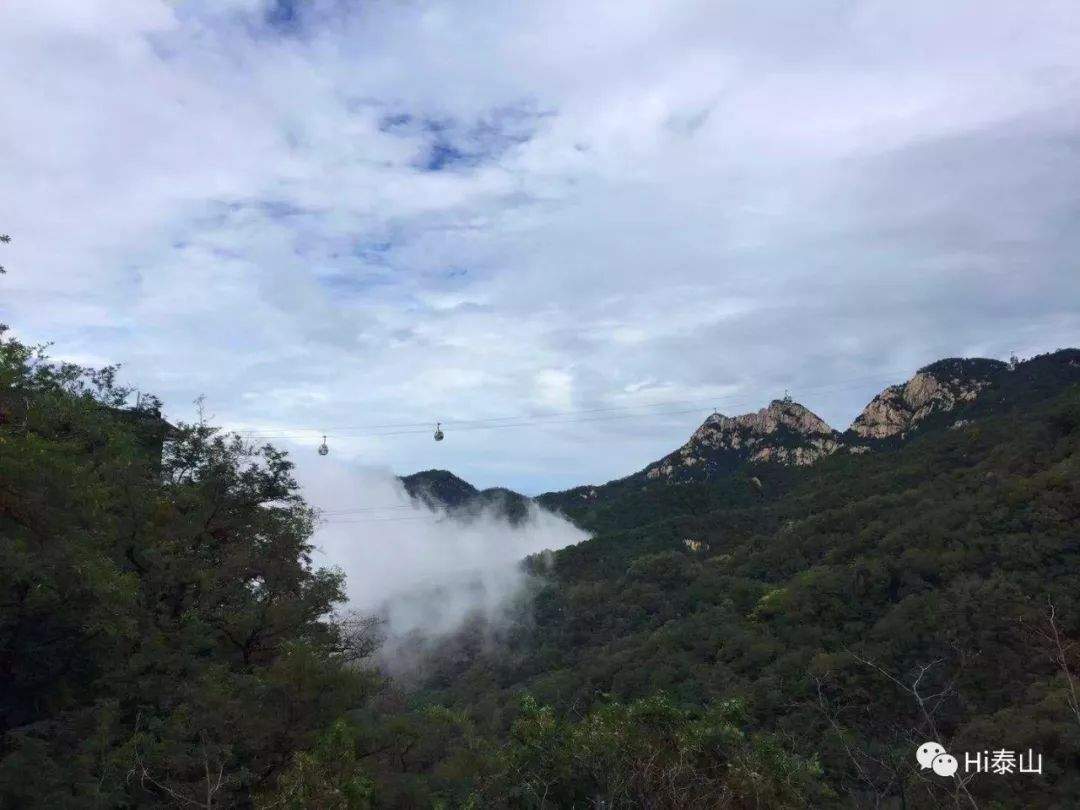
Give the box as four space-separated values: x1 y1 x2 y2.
433 422 444 442
318 435 329 456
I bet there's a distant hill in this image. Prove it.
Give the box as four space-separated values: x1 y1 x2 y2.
535 349 1080 524
18 318 1080 808
400 469 481 508
400 351 1080 530
367 347 1080 807
847 356 1007 441
399 469 532 524
643 397 843 480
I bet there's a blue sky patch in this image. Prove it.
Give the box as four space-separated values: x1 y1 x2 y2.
265 0 302 33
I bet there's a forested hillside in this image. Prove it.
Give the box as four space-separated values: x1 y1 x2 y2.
4 327 1080 808
0 329 381 808
360 350 1080 808
401 470 532 525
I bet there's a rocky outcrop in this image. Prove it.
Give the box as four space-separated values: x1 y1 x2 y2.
640 357 1015 482
646 399 843 481
849 358 1006 440
533 350 1080 521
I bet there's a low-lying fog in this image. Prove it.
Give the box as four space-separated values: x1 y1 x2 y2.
291 454 587 659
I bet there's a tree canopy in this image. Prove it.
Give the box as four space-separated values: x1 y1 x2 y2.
4 326 1080 808
0 329 378 807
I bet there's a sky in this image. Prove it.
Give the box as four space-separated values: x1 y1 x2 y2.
2 0 1080 495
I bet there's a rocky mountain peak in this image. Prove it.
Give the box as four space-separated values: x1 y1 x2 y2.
646 399 842 481
849 357 1006 440
716 398 834 435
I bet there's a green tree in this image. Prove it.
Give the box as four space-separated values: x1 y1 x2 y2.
0 329 378 807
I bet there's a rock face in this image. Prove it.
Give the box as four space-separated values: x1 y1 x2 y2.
645 399 843 481
849 358 1006 440
637 357 1014 483
519 351 1080 519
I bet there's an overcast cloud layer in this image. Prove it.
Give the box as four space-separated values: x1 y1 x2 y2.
2 0 1079 493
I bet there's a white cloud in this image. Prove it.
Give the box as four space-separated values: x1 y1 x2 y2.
292 455 586 646
2 0 1079 493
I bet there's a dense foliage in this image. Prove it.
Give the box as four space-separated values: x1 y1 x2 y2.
5 323 1080 808
0 329 377 807
402 470 532 525
366 351 1080 808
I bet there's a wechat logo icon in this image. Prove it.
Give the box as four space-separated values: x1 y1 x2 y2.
916 742 958 776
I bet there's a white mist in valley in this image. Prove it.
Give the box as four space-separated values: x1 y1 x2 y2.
292 455 587 659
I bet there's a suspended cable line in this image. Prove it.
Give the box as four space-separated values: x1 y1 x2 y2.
232 371 895 440
319 514 451 525
237 397 722 435
242 405 711 440
300 370 908 520
234 369 894 440
318 504 417 515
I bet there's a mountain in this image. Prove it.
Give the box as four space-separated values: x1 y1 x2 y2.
400 469 480 508
848 357 1008 440
644 398 844 482
11 324 1080 808
364 347 1080 807
403 355 1069 535
400 469 532 524
408 354 1079 525
535 351 1080 521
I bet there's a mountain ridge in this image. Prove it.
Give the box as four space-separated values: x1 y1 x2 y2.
643 397 844 483
364 344 1080 807
848 356 1007 440
404 349 1080 518
399 468 532 524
